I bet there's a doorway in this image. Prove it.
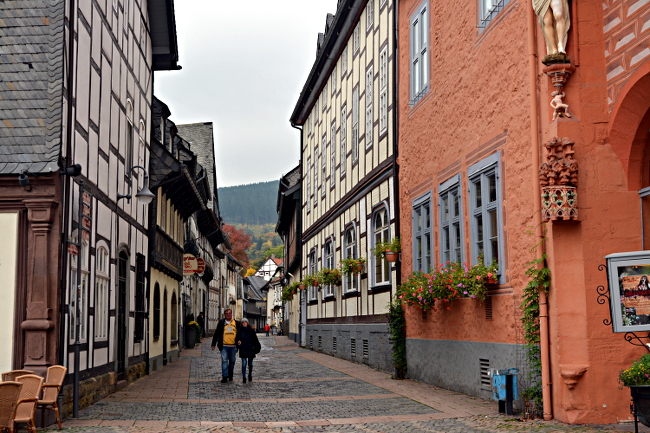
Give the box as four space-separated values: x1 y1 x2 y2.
117 251 128 378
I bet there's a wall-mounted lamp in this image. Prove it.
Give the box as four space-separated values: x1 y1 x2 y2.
18 169 38 186
60 163 82 177
117 165 155 205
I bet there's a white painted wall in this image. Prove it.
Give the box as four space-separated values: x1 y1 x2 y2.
0 213 18 372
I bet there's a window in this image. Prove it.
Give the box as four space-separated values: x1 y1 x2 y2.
468 152 503 278
134 253 146 342
379 47 388 133
323 84 328 110
315 98 319 122
373 207 390 285
366 67 373 147
95 247 109 340
342 46 348 76
69 235 89 343
352 87 359 162
439 175 463 264
330 122 337 187
324 239 335 297
412 193 432 272
341 106 347 176
309 248 318 301
306 156 312 203
321 136 327 197
479 0 508 29
332 66 337 94
308 115 312 135
353 23 360 53
344 225 359 292
410 2 429 104
313 151 319 206
367 0 374 30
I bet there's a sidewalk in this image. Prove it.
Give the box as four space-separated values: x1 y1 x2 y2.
47 336 646 432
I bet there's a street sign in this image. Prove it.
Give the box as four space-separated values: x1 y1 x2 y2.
183 254 198 275
196 257 205 274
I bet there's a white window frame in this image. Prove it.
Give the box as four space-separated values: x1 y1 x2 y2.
352 87 359 162
379 47 388 134
69 236 89 343
306 156 312 205
332 66 337 95
367 0 374 30
321 135 327 198
353 23 360 53
95 246 110 340
439 175 464 265
309 248 318 301
315 98 319 122
468 152 504 281
366 66 374 147
412 193 432 273
341 106 347 176
330 122 337 187
373 206 390 286
410 2 429 104
344 224 359 293
342 46 348 76
324 239 335 297
323 84 328 110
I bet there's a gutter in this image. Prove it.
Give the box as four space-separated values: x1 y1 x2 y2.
527 0 552 420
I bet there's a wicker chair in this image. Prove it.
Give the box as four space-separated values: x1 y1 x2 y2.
0 381 22 433
1 371 34 382
13 375 43 433
37 366 67 430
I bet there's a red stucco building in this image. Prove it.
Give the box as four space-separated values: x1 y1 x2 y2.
397 0 650 424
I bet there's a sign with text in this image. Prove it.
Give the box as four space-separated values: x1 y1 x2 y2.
606 251 650 333
183 254 198 275
196 257 205 274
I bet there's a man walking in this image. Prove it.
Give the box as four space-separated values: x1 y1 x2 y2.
196 312 205 338
264 323 270 337
211 308 238 383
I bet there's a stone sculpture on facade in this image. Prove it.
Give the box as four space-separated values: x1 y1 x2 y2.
539 137 579 221
533 0 570 63
550 91 571 120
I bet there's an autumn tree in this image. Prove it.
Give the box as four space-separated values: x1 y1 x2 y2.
223 223 252 272
245 268 257 277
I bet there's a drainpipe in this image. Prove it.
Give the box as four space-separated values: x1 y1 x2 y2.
527 0 552 420
392 0 401 289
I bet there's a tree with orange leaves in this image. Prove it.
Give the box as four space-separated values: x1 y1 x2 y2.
223 223 252 272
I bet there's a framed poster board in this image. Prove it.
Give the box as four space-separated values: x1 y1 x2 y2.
606 251 650 333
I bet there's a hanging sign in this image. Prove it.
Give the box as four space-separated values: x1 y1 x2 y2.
196 257 205 274
183 254 198 275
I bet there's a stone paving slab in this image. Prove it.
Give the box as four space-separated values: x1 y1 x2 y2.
42 337 649 433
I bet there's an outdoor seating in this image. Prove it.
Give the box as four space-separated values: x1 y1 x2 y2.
37 365 67 430
1 371 33 382
13 374 43 433
0 381 22 433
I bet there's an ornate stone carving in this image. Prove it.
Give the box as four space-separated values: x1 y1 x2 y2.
540 137 579 221
559 364 588 390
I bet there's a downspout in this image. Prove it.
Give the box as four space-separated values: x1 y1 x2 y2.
527 0 552 420
291 122 303 347
392 0 401 289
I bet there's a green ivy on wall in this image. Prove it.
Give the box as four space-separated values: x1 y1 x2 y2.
520 253 550 412
388 298 407 379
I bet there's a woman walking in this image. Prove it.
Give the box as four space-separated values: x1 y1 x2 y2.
237 318 261 383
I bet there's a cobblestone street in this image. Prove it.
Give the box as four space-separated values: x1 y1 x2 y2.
43 337 645 432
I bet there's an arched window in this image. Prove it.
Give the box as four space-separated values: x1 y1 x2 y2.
153 284 160 340
344 225 358 292
373 207 390 285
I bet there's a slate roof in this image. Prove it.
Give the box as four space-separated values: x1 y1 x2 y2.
176 122 218 210
0 0 66 174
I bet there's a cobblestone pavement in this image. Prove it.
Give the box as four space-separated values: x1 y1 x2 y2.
42 337 647 432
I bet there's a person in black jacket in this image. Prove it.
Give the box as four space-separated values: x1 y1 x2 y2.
211 308 238 383
237 318 261 383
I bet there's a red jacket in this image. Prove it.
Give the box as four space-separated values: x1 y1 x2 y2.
264 324 270 332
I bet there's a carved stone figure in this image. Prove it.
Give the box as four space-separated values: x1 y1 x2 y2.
550 91 571 120
533 0 570 58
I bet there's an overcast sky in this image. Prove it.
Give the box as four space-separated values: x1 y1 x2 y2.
154 1 338 188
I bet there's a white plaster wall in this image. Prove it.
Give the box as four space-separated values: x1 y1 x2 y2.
0 213 18 373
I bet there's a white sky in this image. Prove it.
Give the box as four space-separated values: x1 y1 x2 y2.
154 0 339 188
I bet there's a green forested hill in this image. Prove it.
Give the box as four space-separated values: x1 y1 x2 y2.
218 181 279 225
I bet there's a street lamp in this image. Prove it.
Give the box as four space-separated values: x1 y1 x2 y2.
117 165 155 204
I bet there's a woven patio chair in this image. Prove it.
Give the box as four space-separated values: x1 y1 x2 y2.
37 366 66 430
13 375 43 433
1 371 33 382
0 381 22 433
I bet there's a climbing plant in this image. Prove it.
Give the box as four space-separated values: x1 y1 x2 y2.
388 298 407 379
520 253 551 413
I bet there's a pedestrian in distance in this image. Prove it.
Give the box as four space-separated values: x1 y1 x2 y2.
237 317 261 383
264 323 270 336
196 312 205 338
211 308 238 383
